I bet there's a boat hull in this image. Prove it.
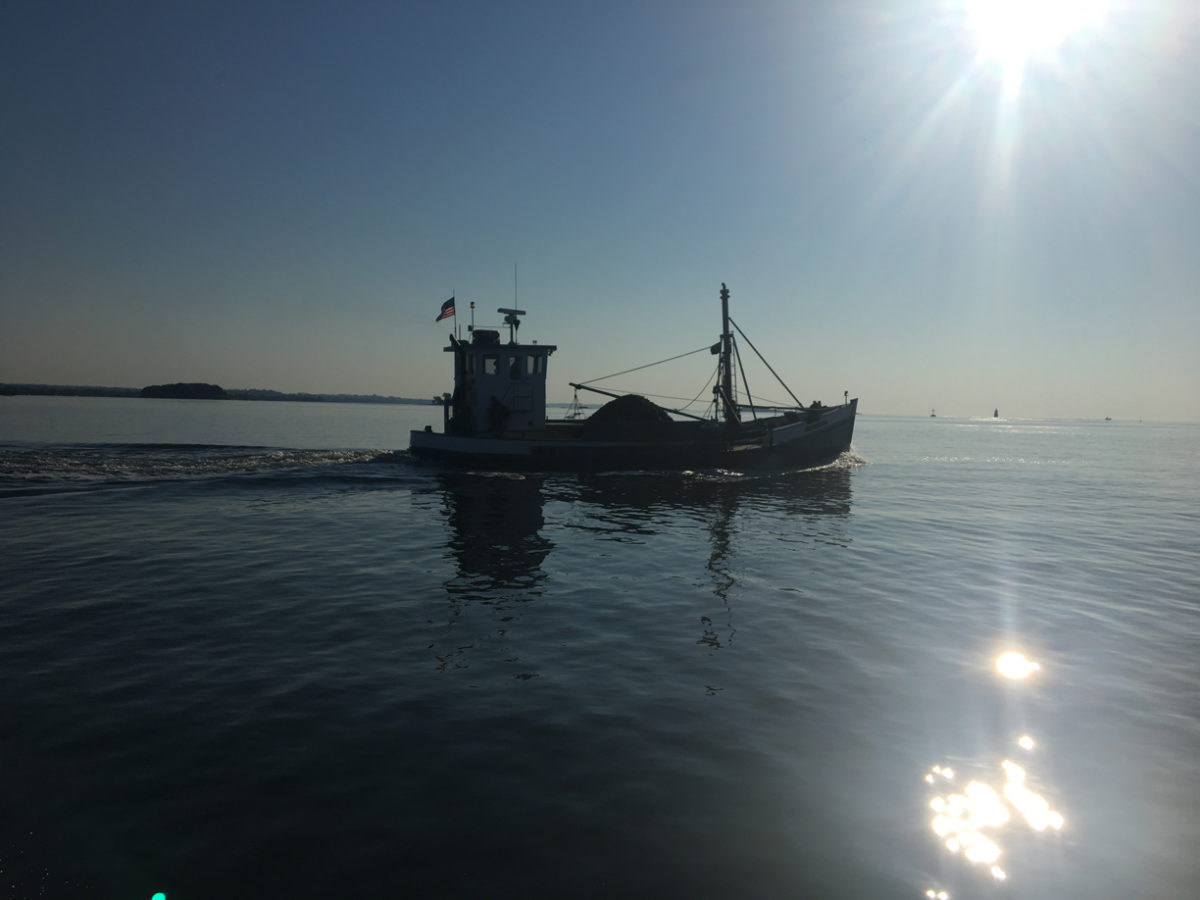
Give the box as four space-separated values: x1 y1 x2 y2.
409 399 857 472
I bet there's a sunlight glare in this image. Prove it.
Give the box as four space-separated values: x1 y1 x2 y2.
996 650 1040 679
1002 760 1066 831
926 754 1064 879
965 0 1107 59
963 0 1108 94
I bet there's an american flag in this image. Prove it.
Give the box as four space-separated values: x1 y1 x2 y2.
435 297 455 322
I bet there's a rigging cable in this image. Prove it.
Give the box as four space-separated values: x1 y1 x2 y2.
679 362 720 413
593 360 719 410
728 317 805 409
577 345 714 386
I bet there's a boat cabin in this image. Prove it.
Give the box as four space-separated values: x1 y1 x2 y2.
442 308 557 436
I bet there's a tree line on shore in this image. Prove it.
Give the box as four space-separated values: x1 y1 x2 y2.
0 382 429 404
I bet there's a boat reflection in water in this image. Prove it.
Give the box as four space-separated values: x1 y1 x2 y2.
427 471 554 674
557 464 855 658
436 462 854 586
426 463 855 675
557 464 855 541
437 470 554 593
923 649 1066 896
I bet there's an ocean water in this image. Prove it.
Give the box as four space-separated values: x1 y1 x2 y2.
1 396 1198 899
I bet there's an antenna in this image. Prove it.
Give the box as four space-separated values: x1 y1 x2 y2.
498 307 525 343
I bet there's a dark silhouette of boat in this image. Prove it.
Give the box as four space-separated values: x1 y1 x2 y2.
409 284 857 471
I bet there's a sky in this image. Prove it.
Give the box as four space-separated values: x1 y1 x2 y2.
3 0 1198 421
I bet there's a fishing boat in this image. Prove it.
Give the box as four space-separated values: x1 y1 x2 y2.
408 284 857 472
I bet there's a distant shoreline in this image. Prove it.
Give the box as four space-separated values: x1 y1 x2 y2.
0 383 433 405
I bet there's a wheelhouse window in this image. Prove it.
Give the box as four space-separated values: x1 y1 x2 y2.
483 355 498 376
529 355 546 376
509 355 523 379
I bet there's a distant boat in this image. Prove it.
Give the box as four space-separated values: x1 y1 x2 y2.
409 284 858 472
930 409 936 418
994 408 999 418
1105 416 1112 421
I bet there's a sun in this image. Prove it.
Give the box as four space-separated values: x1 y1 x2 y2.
963 0 1108 92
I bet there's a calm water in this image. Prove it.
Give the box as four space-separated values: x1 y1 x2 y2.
2 396 1198 899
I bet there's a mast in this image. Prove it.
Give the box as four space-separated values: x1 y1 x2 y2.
719 283 738 425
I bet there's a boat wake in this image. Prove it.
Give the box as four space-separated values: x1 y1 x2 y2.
0 443 418 495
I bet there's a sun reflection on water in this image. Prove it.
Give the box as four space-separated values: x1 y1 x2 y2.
1002 759 1066 832
925 740 1064 884
995 650 1041 679
924 650 1064 893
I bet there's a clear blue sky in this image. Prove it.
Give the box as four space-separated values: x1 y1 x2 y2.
3 1 1197 420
